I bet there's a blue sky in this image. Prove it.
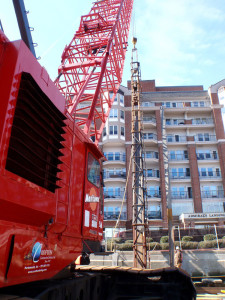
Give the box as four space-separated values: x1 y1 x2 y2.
0 0 225 90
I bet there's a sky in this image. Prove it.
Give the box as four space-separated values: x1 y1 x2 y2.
0 0 225 90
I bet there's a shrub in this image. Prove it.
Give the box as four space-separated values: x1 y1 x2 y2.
125 240 133 244
160 236 169 243
146 237 154 243
147 242 161 250
198 240 218 249
181 242 198 249
222 236 225 240
161 243 169 250
203 234 216 241
116 243 133 251
219 239 225 248
182 236 193 242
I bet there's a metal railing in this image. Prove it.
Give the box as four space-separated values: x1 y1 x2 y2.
146 170 160 178
194 135 217 142
166 119 185 126
169 154 188 160
104 153 126 162
167 136 187 143
199 171 221 178
201 191 224 198
103 172 126 179
143 116 156 123
192 119 214 125
104 212 127 220
143 133 157 140
147 193 161 198
144 151 159 159
147 211 162 219
170 172 190 179
171 191 192 199
104 192 126 199
197 152 218 160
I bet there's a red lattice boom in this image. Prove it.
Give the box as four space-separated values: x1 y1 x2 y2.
55 0 133 144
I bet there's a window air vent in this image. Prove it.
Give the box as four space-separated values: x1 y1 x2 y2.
6 72 66 193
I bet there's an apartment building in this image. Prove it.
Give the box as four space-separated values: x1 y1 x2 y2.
101 80 225 236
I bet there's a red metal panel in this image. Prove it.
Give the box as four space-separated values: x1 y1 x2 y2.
55 0 134 144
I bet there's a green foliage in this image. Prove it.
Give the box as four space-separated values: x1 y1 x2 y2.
182 236 193 242
147 242 161 250
198 240 218 249
203 234 216 241
125 240 133 244
222 236 225 240
181 242 198 249
160 243 169 250
116 243 133 251
218 239 225 248
160 236 169 243
146 237 154 243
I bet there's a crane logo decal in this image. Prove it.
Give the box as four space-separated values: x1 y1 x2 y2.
32 242 42 262
85 187 99 211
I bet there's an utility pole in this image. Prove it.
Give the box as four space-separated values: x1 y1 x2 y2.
131 37 147 269
161 107 174 266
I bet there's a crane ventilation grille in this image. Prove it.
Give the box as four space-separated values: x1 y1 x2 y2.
6 72 66 193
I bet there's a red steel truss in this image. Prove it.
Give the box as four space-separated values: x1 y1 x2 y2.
55 0 133 144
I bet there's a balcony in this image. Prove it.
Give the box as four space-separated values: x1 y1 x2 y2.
170 172 190 180
201 191 224 199
197 152 218 160
104 212 127 221
148 211 162 220
166 119 185 126
104 192 125 199
145 170 160 180
147 193 161 199
199 171 221 179
103 172 126 182
171 191 192 200
167 136 187 143
103 153 126 165
194 135 217 142
143 116 156 128
169 154 188 161
192 119 214 125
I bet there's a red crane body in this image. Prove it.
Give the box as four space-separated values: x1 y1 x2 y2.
0 0 133 288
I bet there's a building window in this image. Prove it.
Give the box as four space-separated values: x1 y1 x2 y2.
120 94 124 105
109 108 118 118
121 126 125 136
103 127 106 137
109 125 118 135
120 110 124 120
166 102 171 108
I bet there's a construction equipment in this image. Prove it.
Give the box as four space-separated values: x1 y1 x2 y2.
0 1 196 298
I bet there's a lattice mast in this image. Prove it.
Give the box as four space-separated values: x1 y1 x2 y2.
131 38 147 269
55 0 134 144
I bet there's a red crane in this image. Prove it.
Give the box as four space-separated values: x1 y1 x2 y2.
0 0 133 289
55 0 133 144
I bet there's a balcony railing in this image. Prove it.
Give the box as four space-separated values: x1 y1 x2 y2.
192 119 214 125
169 154 188 160
167 136 187 143
104 212 127 220
170 172 190 179
143 116 156 123
143 133 157 140
146 170 160 178
199 171 221 178
103 173 126 179
201 191 224 198
166 119 185 126
171 191 192 199
194 135 217 142
147 193 161 198
197 152 218 160
148 211 162 219
104 192 125 199
144 152 159 159
104 153 126 162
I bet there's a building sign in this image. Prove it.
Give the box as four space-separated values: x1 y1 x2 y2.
180 212 225 222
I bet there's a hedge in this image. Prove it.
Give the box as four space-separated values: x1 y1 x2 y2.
182 236 193 242
160 236 169 243
203 234 216 241
146 237 154 243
